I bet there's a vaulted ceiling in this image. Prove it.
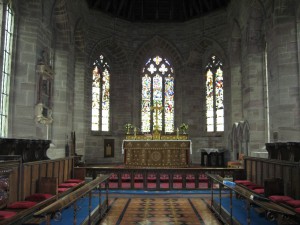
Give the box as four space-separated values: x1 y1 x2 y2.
85 0 231 22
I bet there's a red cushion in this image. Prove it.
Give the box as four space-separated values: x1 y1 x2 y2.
235 180 251 184
285 200 300 208
25 193 53 202
58 183 78 188
65 179 84 183
253 188 265 194
268 195 294 203
0 210 17 219
58 187 69 193
295 208 300 214
243 182 257 187
247 185 262 190
7 201 37 209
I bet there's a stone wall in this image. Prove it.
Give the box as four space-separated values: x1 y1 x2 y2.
7 0 300 164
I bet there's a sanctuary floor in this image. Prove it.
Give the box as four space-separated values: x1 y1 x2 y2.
98 194 222 225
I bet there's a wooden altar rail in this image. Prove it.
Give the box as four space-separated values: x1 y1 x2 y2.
244 156 300 199
207 173 298 225
0 156 77 203
33 175 110 225
75 167 245 190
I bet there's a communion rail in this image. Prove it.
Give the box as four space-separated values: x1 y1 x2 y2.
32 174 110 225
74 167 245 190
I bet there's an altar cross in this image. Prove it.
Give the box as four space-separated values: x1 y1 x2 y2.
151 103 163 131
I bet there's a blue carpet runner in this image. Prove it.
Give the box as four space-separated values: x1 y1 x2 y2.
40 196 104 225
214 197 277 225
40 191 280 225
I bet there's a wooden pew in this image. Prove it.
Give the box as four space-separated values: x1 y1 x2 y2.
244 156 300 199
31 175 110 225
0 156 83 225
0 177 57 225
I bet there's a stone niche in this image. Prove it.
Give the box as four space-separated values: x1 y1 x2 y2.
35 48 54 126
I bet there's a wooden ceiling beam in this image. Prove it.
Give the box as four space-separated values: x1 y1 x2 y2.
202 0 211 11
104 0 112 11
169 0 174 20
192 0 200 14
189 0 194 17
128 0 135 20
182 0 187 20
197 0 204 14
93 0 102 8
117 0 127 15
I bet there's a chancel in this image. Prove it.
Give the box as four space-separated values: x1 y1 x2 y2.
0 0 300 224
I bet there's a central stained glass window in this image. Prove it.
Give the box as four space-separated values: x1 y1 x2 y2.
141 56 174 133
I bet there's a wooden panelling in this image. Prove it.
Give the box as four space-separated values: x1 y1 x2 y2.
9 167 20 203
47 162 53 177
0 157 76 203
23 165 32 199
31 164 40 194
63 159 69 181
244 157 300 199
40 163 47 177
53 161 59 180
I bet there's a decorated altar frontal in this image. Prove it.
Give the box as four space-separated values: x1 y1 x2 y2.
122 138 192 168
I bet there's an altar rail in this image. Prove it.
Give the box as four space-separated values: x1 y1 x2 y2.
33 175 110 225
244 156 300 199
75 167 245 190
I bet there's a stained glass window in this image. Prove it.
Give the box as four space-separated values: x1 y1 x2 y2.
0 2 14 137
141 56 174 133
205 55 224 132
91 55 110 131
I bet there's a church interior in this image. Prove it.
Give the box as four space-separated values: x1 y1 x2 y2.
0 0 300 224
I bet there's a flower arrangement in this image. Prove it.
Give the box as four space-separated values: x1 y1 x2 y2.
180 123 189 134
124 123 133 134
124 123 133 129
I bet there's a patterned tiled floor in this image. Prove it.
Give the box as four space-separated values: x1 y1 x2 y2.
99 197 222 225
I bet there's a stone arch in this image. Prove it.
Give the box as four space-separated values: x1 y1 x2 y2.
296 1 300 20
190 37 228 134
190 37 228 98
132 35 183 73
230 122 239 160
132 35 182 130
237 120 250 156
229 20 242 65
273 0 295 19
52 0 71 44
74 18 85 61
88 38 129 73
229 19 243 125
247 1 265 53
189 37 228 70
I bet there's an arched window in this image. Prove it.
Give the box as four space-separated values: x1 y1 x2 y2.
141 55 174 133
91 55 110 131
0 1 14 137
205 55 224 132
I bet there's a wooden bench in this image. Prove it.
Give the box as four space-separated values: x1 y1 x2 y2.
29 175 110 225
0 176 85 225
0 177 58 225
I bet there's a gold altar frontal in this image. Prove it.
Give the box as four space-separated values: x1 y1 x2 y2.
123 134 191 168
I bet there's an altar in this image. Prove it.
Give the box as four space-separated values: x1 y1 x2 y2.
122 139 192 168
